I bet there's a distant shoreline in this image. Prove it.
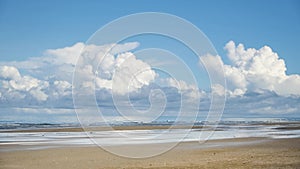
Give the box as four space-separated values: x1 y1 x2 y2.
0 125 206 133
1 121 300 133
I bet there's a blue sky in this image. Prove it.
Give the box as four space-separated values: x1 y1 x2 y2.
1 0 299 74
0 0 300 123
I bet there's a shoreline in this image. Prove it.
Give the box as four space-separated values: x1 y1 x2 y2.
1 137 299 169
0 136 269 153
0 125 206 133
2 121 300 133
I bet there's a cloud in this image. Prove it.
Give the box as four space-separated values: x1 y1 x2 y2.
225 41 300 96
43 42 85 66
200 54 246 96
159 78 203 100
110 52 156 94
203 41 300 97
73 43 156 95
0 42 161 109
52 80 72 97
0 41 300 123
0 66 49 101
223 91 300 117
110 42 140 54
0 66 21 80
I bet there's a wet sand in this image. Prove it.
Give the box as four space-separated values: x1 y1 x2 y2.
1 137 300 169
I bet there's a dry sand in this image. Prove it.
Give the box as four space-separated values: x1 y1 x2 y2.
1 137 300 169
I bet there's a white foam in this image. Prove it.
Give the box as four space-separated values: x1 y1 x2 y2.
0 124 299 151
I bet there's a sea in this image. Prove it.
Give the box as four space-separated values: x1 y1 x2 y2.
1 118 300 152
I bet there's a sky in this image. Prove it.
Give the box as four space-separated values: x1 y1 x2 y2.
0 0 300 123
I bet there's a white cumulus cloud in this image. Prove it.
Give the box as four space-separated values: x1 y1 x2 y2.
1 40 299 120
74 43 156 95
202 41 300 97
0 66 49 101
0 66 21 80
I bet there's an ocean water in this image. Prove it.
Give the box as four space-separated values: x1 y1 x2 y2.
0 122 300 152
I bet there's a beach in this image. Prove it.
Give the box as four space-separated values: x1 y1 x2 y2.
0 137 299 169
1 122 300 169
1 0 300 168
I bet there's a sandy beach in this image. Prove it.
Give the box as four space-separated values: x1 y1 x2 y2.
1 137 299 169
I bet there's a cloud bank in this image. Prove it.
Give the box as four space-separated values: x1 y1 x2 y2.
0 41 299 123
